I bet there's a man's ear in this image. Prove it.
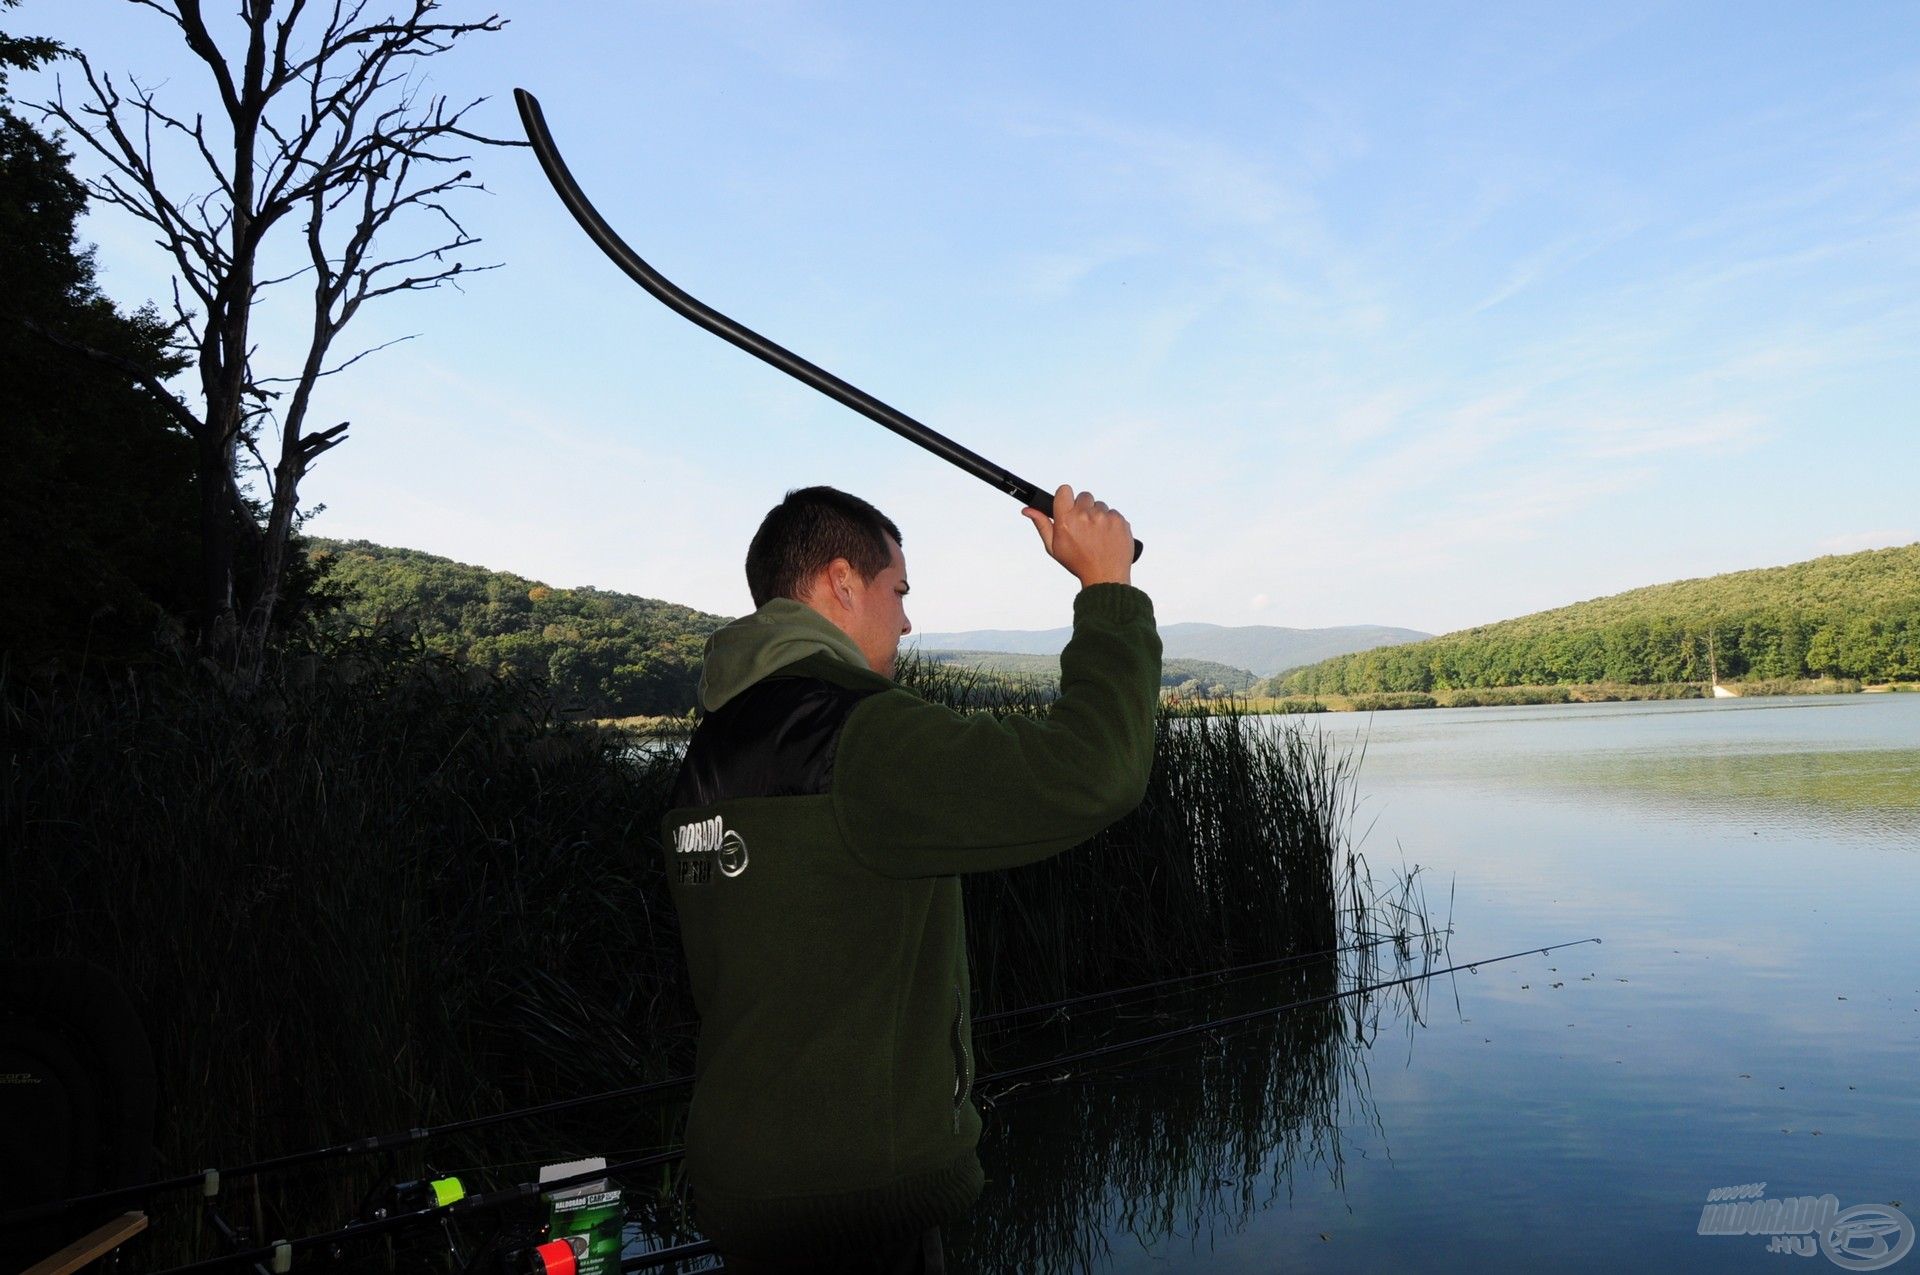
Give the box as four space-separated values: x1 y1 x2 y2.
830 557 858 609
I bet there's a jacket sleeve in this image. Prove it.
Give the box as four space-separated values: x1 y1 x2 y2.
831 583 1162 878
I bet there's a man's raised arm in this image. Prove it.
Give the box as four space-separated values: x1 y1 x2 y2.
831 488 1162 877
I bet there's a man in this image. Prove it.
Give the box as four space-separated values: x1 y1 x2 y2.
661 483 1161 1272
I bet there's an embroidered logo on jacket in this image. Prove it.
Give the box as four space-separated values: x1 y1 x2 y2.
673 814 749 885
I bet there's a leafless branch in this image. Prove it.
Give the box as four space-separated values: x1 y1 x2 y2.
242 428 277 500
300 421 350 471
254 332 416 383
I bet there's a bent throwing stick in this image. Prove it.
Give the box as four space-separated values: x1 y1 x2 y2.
514 88 1142 562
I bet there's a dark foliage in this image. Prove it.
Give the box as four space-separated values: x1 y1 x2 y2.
0 11 333 668
0 25 197 665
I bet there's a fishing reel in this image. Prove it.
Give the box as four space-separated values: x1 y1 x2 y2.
384 1175 467 1214
485 1158 625 1275
515 1233 591 1275
335 1155 623 1274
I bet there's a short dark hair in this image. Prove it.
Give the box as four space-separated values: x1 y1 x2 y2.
745 486 903 608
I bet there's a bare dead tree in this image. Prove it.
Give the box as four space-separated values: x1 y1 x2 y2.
43 0 517 667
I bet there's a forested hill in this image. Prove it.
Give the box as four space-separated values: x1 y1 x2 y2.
1279 543 1920 695
312 540 730 716
913 621 1428 677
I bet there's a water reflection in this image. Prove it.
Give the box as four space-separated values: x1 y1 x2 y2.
1309 696 1920 850
1574 744 1920 802
947 939 1445 1274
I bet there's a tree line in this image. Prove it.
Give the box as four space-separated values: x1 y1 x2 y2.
1280 544 1920 695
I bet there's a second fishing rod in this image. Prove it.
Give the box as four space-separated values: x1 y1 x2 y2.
3 929 1439 1231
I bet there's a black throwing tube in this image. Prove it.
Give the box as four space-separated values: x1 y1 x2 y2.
513 88 1142 563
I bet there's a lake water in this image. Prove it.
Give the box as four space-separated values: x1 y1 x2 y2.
946 693 1920 1273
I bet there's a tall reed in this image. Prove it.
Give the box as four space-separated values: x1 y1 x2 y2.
961 711 1359 1015
4 635 695 1262
894 654 1370 1013
6 637 1402 1267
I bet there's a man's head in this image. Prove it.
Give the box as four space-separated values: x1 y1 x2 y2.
746 486 911 678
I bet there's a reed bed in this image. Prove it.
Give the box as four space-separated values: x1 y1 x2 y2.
891 658 1444 1273
1733 677 1863 696
6 636 1416 1268
1444 685 1573 707
4 635 695 1263
895 657 1378 1015
1347 691 1438 712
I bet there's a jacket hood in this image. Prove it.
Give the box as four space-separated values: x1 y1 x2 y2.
698 598 873 711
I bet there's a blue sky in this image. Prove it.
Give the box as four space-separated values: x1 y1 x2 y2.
25 2 1920 634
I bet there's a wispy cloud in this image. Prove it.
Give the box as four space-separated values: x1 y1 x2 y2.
1575 410 1764 461
998 108 1311 229
1466 224 1645 315
1013 234 1156 300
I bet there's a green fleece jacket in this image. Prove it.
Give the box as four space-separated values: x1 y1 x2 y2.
660 583 1161 1258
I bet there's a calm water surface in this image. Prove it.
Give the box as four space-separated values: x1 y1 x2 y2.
952 694 1920 1273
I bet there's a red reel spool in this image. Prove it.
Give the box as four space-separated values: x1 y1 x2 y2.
527 1238 578 1275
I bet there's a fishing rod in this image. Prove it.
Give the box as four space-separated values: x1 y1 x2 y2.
976 928 1446 1028
0 1075 692 1228
139 1150 686 1275
979 937 1602 1088
512 88 1143 563
5 934 1417 1228
126 938 1588 1274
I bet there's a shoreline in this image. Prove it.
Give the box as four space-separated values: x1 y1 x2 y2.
597 680 1919 728
1183 677 1907 715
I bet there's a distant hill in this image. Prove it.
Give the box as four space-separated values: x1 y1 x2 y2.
919 649 1259 694
1279 543 1920 696
309 538 1446 714
312 539 729 716
911 622 1429 677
